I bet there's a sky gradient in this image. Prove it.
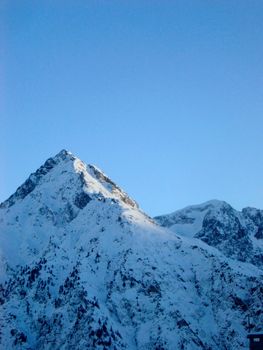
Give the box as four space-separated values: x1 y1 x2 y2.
1 1 263 216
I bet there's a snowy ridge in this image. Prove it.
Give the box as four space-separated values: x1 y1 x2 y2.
0 150 138 211
155 200 263 268
0 150 74 209
155 200 224 237
0 151 262 349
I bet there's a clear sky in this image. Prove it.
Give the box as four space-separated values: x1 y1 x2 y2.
1 0 263 216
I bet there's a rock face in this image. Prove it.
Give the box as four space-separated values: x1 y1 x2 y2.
155 200 263 268
0 152 262 350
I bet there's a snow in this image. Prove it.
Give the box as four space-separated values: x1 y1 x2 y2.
155 200 263 268
0 151 262 350
155 200 228 237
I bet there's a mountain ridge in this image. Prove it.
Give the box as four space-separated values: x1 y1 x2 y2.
0 149 138 211
0 150 262 349
155 200 263 268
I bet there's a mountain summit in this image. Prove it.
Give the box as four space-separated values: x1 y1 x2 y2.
1 149 138 211
155 200 263 268
0 151 262 349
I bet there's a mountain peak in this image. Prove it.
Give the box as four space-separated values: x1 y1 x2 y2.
0 150 138 211
0 150 74 209
155 199 263 267
54 148 74 160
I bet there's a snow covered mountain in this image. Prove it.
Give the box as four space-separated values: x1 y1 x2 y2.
0 151 262 350
155 200 263 268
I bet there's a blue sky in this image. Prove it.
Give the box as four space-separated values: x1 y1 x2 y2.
1 1 263 216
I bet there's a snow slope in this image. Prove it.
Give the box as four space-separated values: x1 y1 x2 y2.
0 151 262 349
155 200 263 268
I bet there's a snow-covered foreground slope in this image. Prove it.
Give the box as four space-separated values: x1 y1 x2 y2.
155 200 263 268
0 151 262 349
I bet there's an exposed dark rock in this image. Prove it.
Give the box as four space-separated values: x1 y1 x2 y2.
74 192 92 209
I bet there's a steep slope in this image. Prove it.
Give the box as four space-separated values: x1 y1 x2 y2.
0 150 140 270
1 152 262 350
155 200 263 268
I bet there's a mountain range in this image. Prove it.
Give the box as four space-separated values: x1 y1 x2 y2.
0 150 262 349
